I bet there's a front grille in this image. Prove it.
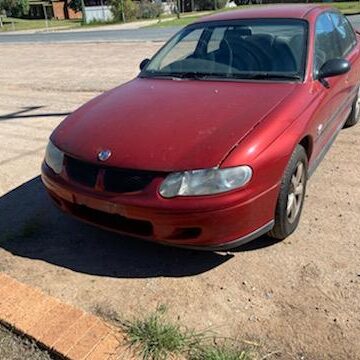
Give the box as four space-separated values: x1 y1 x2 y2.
66 156 98 187
104 168 158 193
65 156 163 193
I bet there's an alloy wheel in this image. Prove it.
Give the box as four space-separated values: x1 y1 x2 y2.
355 88 360 119
287 161 305 224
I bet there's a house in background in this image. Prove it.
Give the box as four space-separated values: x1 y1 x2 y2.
26 0 82 20
83 0 112 23
52 0 82 19
26 0 52 19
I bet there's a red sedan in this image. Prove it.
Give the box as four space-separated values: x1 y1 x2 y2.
42 5 360 250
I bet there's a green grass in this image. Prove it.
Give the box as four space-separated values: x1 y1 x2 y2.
148 2 360 28
190 344 253 360
0 17 81 32
150 15 202 28
119 307 256 360
330 1 360 14
121 307 204 360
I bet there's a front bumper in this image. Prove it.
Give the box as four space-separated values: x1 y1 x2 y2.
41 163 277 250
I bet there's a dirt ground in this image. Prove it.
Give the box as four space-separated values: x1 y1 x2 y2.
0 325 52 360
0 43 359 360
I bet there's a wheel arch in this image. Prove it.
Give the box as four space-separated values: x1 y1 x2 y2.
299 135 313 162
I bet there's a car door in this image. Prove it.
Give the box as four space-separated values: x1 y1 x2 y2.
310 11 351 166
328 11 359 100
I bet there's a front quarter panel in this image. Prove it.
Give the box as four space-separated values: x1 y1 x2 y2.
221 83 319 204
221 9 360 194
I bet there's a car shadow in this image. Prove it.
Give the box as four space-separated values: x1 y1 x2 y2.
0 177 279 278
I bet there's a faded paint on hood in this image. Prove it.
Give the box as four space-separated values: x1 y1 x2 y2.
52 78 296 171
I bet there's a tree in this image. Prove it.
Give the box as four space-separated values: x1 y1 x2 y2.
69 0 82 13
110 0 125 22
0 0 29 17
195 0 226 10
69 0 86 24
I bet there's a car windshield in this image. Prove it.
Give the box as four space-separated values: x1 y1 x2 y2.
141 19 308 81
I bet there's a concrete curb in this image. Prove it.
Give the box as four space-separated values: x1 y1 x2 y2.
0 273 137 360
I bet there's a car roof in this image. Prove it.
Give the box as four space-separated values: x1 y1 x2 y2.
196 4 331 23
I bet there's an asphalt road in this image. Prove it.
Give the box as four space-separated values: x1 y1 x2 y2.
0 27 180 44
0 14 359 44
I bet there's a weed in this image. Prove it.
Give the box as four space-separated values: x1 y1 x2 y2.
190 343 253 360
121 307 203 360
92 302 121 324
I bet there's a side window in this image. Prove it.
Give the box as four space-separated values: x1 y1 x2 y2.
207 27 226 53
314 12 341 76
329 12 356 56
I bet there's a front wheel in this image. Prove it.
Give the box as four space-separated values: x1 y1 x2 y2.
269 145 308 240
344 88 360 128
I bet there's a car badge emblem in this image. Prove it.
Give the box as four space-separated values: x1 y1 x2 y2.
98 149 112 161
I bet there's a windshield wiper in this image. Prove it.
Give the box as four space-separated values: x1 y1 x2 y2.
170 72 211 80
139 72 178 79
233 73 302 81
141 71 301 81
140 71 211 80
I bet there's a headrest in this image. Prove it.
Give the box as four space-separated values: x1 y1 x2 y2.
223 27 252 41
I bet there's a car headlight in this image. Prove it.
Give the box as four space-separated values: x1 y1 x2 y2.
45 141 64 174
159 166 252 198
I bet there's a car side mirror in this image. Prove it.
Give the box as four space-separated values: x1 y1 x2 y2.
318 58 350 80
140 58 150 71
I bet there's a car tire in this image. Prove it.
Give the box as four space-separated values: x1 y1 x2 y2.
344 88 360 128
268 145 308 240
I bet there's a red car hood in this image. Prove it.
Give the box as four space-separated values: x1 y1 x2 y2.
52 78 296 171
